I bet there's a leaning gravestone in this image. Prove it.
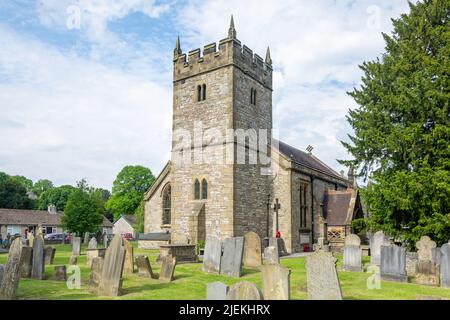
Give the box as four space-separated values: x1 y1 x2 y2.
243 232 262 268
44 246 56 265
159 254 177 282
416 236 440 286
98 235 126 296
207 282 229 300
0 238 23 300
53 265 67 281
31 235 45 280
88 237 98 250
72 237 81 256
263 246 279 265
226 281 263 300
123 239 134 274
261 264 290 300
380 244 408 282
370 231 390 265
343 234 362 272
89 257 104 289
440 242 450 288
220 237 244 278
135 255 155 278
202 236 222 274
305 250 342 300
19 246 33 278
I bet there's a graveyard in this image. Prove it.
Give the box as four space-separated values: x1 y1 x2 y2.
1 239 450 300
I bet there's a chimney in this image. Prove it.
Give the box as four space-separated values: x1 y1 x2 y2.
48 204 57 214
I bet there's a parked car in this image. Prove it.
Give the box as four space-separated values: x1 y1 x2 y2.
44 233 70 241
122 233 133 241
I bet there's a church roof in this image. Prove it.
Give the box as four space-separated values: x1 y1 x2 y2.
273 139 344 180
323 189 362 226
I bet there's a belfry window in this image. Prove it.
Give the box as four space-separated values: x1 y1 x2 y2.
162 184 171 225
194 179 200 200
197 84 207 102
201 179 208 200
250 88 257 105
202 84 207 101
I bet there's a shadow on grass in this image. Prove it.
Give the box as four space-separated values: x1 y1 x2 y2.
122 282 173 295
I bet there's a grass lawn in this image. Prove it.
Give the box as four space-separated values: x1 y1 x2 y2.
1 243 450 300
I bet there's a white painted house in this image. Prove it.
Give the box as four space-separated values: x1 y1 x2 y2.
113 214 136 239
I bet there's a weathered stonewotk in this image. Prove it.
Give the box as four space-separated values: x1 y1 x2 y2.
226 281 263 300
415 236 440 286
19 246 33 278
135 255 155 278
44 246 56 265
202 236 222 274
441 243 450 288
261 264 290 300
370 231 390 265
84 232 90 245
207 282 229 300
380 244 408 283
406 252 418 276
86 248 106 267
306 251 342 300
123 239 134 274
98 235 126 296
31 235 45 280
159 254 177 282
89 257 104 289
0 238 23 300
69 255 78 265
72 237 81 256
243 232 262 268
342 234 362 272
263 246 279 265
220 237 244 278
53 265 67 281
88 237 98 250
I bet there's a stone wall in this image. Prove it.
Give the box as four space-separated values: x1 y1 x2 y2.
144 170 171 234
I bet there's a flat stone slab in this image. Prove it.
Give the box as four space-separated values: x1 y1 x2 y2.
370 231 390 265
98 235 126 296
380 245 408 283
263 246 279 265
135 255 155 278
343 245 362 272
159 254 176 282
220 237 244 278
440 243 450 288
202 236 222 274
44 246 56 265
31 235 45 280
19 246 33 278
306 251 342 300
207 282 229 300
72 237 81 256
88 237 98 250
261 264 290 300
243 232 262 268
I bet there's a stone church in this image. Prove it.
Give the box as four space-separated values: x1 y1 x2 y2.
143 18 363 254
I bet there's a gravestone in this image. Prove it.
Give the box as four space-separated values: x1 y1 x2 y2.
0 238 23 300
440 243 450 288
0 265 3 287
53 265 67 281
207 282 229 300
305 250 342 300
86 248 106 267
27 233 34 248
220 237 244 278
135 255 155 278
89 257 104 289
84 232 90 245
98 235 126 296
202 236 222 274
123 239 134 274
226 281 263 300
342 234 362 272
159 254 177 282
263 246 279 265
416 236 440 286
88 237 98 250
370 231 390 265
72 237 81 256
69 255 78 265
19 246 33 278
31 235 45 280
44 246 56 265
103 233 109 248
243 232 262 268
261 264 290 300
380 244 408 282
406 252 418 276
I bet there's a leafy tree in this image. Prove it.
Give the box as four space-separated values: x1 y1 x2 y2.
10 175 33 192
32 179 54 196
0 172 9 183
0 177 35 209
106 165 155 219
340 0 450 246
61 180 105 236
134 201 145 233
37 185 76 211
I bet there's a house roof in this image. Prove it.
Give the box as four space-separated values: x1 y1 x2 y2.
323 189 359 226
273 139 345 181
115 214 136 228
0 208 113 228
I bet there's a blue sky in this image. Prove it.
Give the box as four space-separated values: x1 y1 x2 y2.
0 0 413 189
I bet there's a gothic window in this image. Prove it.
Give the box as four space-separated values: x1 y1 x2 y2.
194 179 200 200
202 84 206 101
162 184 171 225
300 184 308 228
197 85 202 102
201 179 208 200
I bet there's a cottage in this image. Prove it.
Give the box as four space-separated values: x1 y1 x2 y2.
113 214 137 239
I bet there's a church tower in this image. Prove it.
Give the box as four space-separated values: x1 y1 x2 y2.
170 17 273 244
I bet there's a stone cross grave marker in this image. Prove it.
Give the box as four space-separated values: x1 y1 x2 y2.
207 282 229 300
306 250 343 300
226 281 263 300
243 232 262 268
159 254 177 282
416 236 440 286
202 236 222 274
380 244 408 282
440 242 450 288
135 255 155 278
44 246 56 265
19 246 33 278
263 246 279 265
370 231 390 265
220 237 244 278
98 235 126 296
343 234 362 272
0 238 23 300
261 264 291 300
88 237 98 250
72 237 81 256
31 235 45 280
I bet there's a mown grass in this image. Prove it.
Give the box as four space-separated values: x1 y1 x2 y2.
1 243 450 300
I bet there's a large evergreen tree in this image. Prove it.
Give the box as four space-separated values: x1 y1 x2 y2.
341 0 450 246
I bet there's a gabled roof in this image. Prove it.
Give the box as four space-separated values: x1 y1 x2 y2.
113 214 136 228
144 161 171 201
323 189 362 226
273 139 345 181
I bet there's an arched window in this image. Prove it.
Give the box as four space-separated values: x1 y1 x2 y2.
162 184 171 225
194 179 200 200
201 179 208 200
197 85 202 102
202 84 206 101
